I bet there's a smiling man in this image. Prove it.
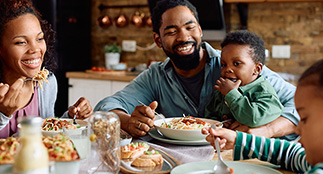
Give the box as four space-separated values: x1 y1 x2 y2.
94 0 299 140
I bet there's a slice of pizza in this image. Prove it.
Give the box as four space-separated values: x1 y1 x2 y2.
131 150 164 167
121 142 149 159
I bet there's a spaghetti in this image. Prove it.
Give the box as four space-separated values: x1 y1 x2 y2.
161 116 211 130
33 67 50 91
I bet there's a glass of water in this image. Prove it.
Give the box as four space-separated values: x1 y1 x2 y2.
63 121 91 160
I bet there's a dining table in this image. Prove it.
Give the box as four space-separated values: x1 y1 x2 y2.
79 132 296 174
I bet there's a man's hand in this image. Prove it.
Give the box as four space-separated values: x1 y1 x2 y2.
125 101 158 137
214 77 241 95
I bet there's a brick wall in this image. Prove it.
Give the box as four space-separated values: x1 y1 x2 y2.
91 0 323 76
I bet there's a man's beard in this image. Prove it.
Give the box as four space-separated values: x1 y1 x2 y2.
163 41 201 70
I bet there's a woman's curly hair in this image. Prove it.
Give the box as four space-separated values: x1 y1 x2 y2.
0 0 57 81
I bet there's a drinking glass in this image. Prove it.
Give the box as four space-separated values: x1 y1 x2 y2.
63 122 91 160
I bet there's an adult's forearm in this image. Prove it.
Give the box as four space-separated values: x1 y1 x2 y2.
266 116 296 138
110 109 131 132
248 116 296 138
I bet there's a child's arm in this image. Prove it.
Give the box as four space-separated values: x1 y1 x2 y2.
202 127 311 173
234 131 310 173
224 77 283 127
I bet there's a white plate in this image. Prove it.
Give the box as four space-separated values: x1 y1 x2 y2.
171 161 282 174
148 128 210 146
120 147 179 174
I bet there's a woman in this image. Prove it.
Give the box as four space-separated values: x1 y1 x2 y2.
0 0 92 138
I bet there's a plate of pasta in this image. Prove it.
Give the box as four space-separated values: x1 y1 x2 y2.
41 117 88 137
0 134 81 174
154 116 221 141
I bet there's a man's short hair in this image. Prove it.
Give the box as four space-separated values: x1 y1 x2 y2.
151 0 199 34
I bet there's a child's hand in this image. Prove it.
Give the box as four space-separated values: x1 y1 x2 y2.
68 97 93 119
214 77 241 95
201 127 237 151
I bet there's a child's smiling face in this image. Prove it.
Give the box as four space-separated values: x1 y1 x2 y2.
295 82 323 165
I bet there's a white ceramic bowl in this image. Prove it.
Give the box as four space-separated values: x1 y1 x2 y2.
154 117 221 141
120 129 132 147
41 119 88 137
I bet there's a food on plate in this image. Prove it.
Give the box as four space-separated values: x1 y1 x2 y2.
42 134 79 161
0 137 19 164
121 142 149 159
32 67 50 91
161 116 211 130
0 134 79 164
42 117 78 131
131 150 164 167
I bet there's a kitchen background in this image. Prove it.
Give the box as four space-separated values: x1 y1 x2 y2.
34 0 323 115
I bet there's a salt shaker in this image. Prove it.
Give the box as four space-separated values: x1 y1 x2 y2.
90 111 120 173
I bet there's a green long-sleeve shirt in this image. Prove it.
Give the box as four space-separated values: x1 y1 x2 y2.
205 75 283 127
234 131 323 173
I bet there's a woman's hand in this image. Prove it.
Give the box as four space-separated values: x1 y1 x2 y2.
68 97 93 119
0 79 24 116
201 127 237 151
126 101 157 137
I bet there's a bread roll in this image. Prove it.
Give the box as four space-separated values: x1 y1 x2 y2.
131 150 164 167
121 142 149 159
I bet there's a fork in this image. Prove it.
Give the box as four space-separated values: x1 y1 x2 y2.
24 78 42 82
211 124 231 174
136 99 167 125
73 114 77 125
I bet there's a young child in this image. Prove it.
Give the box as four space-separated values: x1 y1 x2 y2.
202 59 323 173
205 30 283 128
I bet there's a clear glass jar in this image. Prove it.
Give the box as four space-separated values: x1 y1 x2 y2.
13 116 49 174
89 111 120 174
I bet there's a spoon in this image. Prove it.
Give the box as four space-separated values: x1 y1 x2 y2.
211 124 231 174
136 99 167 125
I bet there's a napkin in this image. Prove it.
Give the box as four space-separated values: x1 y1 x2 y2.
136 136 215 164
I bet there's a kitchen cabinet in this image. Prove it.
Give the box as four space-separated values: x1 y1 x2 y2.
66 71 136 108
68 78 130 108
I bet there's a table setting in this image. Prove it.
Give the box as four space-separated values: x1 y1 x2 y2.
77 114 296 174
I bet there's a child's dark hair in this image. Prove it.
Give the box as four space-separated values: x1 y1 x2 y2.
221 30 265 65
0 0 57 81
152 0 199 34
298 59 323 89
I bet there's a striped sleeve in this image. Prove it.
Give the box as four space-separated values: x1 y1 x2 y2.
233 131 311 173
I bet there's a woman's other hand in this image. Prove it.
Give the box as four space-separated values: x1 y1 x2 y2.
0 79 24 116
68 97 93 119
